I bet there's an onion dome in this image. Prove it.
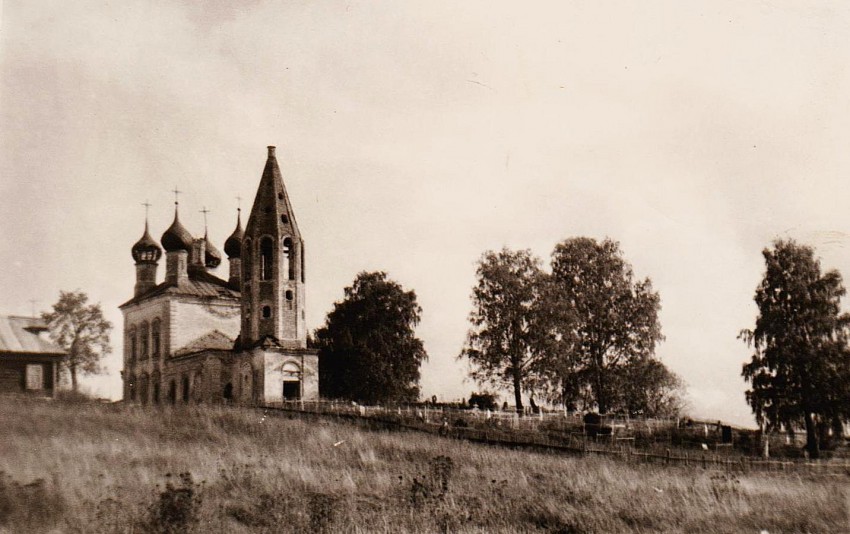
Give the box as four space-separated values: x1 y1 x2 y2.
204 232 223 268
160 207 194 252
131 222 163 263
224 210 244 258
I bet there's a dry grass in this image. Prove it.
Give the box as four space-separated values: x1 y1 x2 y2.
0 398 846 533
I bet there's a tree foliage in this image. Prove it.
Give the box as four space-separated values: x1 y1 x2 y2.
315 271 427 404
548 238 664 414
741 239 850 458
611 358 685 418
41 290 112 391
460 248 555 413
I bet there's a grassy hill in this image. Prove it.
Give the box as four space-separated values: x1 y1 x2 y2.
0 398 846 533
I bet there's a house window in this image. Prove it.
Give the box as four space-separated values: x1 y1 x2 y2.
262 306 271 319
25 364 44 390
260 237 273 280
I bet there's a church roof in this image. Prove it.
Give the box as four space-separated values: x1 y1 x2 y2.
119 269 239 308
224 211 244 258
131 221 163 263
245 146 302 240
161 207 194 252
0 316 66 356
173 330 234 357
203 233 223 268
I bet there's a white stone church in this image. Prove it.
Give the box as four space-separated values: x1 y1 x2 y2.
121 146 318 405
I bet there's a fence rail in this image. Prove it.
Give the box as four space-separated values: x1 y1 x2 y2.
260 401 850 475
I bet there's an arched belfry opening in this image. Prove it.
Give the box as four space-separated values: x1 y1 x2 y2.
260 236 274 280
282 237 295 280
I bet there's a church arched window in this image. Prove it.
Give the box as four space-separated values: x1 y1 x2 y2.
151 319 161 359
139 373 149 405
282 237 294 280
260 236 273 280
128 374 137 401
128 326 137 362
181 374 190 403
140 321 149 360
152 370 161 404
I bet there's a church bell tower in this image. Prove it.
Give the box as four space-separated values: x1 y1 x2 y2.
239 146 306 348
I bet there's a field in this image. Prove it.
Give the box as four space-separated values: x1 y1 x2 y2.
0 398 846 533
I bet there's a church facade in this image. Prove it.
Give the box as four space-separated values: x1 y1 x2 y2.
120 146 318 405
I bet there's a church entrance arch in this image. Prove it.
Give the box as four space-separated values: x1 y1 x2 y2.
281 361 301 400
223 382 233 403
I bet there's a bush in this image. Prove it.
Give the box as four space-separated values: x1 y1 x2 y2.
142 472 202 534
0 471 65 531
468 392 499 411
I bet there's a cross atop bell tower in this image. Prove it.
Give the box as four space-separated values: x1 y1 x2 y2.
239 146 306 348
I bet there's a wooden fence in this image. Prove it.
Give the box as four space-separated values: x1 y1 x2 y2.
260 401 850 475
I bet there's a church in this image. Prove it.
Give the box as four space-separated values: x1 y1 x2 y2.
120 146 318 405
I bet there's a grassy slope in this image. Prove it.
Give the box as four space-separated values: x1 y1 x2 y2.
0 399 846 533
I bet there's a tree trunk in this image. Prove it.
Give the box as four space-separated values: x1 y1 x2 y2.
804 411 819 459
70 365 78 392
594 363 607 414
513 370 523 415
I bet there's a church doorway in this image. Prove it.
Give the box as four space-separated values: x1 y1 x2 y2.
223 382 233 403
281 361 301 401
283 380 300 400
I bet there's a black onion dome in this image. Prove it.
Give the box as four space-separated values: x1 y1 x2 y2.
160 209 194 252
204 234 223 268
132 222 162 263
224 212 244 258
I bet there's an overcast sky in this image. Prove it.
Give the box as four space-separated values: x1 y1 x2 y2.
3 1 850 426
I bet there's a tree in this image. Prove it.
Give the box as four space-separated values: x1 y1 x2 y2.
611 358 685 418
549 238 663 414
741 240 850 458
460 248 553 413
315 271 427 404
41 290 112 392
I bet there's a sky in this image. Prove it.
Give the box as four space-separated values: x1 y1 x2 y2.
2 1 850 427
